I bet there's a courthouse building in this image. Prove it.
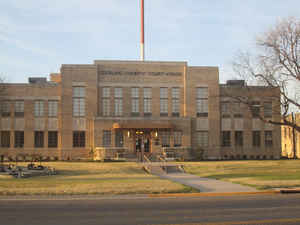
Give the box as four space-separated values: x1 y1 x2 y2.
0 60 282 160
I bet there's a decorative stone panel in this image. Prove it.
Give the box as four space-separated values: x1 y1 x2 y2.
14 118 25 130
234 118 244 130
1 118 11 130
221 118 231 131
35 118 45 131
196 118 209 131
252 119 261 130
73 118 86 131
48 118 58 130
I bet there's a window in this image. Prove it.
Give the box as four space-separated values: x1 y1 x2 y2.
114 88 123 116
48 101 58 117
15 101 24 117
196 131 209 147
174 131 182 147
1 101 10 117
253 131 261 147
34 131 44 148
143 87 152 116
251 101 260 118
115 131 123 147
265 131 273 147
160 87 168 116
73 87 85 117
48 131 58 148
103 130 111 147
221 131 231 147
264 102 272 118
172 87 180 117
34 101 44 117
73 131 85 147
14 131 24 148
161 131 170 147
1 131 10 148
235 131 243 147
131 87 139 116
196 87 208 117
102 87 111 116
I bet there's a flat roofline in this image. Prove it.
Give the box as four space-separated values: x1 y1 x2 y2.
94 59 188 66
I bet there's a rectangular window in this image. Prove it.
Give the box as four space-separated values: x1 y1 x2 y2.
114 88 123 116
102 87 111 116
235 131 243 147
73 87 85 117
34 131 44 148
221 131 231 147
265 131 273 147
196 87 208 117
174 131 182 147
103 130 111 147
48 131 58 148
221 101 230 118
172 87 180 117
160 87 168 116
144 87 152 116
115 131 123 147
34 100 44 117
253 131 261 147
48 101 58 117
264 102 272 118
131 87 139 116
1 101 10 117
251 101 260 118
15 101 24 117
196 131 209 147
73 131 85 147
1 131 10 148
161 131 170 147
14 131 24 148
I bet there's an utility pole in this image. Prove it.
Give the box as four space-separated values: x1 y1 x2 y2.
140 0 145 61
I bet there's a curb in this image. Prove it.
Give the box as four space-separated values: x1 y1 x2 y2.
148 191 281 198
280 189 300 194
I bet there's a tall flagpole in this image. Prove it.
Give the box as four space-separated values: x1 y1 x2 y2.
140 0 145 61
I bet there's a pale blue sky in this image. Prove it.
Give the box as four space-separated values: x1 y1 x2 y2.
0 0 299 83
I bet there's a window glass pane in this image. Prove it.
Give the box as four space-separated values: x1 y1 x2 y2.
73 131 85 147
48 101 58 117
115 131 123 147
1 131 10 148
197 99 208 113
73 87 85 97
160 88 168 99
48 131 58 148
172 87 180 99
102 99 110 116
172 99 180 113
34 131 44 148
264 102 272 118
1 101 10 117
160 99 168 114
161 131 170 147
132 98 139 113
34 101 44 117
114 99 123 116
221 131 231 147
174 131 182 147
144 99 151 113
131 87 139 98
102 87 110 98
14 131 24 148
103 130 111 147
196 131 209 147
144 88 152 98
15 101 24 112
114 88 123 98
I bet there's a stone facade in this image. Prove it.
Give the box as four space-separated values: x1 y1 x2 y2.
0 60 281 160
282 113 300 159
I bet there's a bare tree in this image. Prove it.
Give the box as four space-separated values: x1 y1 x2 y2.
231 17 300 132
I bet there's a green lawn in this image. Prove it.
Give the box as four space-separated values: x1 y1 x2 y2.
0 162 194 195
183 160 300 190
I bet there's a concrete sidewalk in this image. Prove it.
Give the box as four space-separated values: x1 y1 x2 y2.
158 172 257 193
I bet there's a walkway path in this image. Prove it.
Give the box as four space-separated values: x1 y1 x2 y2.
157 172 257 193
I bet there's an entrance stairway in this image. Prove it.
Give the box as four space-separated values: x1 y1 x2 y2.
141 154 185 175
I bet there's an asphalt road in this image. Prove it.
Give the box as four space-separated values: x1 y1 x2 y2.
1 194 300 225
